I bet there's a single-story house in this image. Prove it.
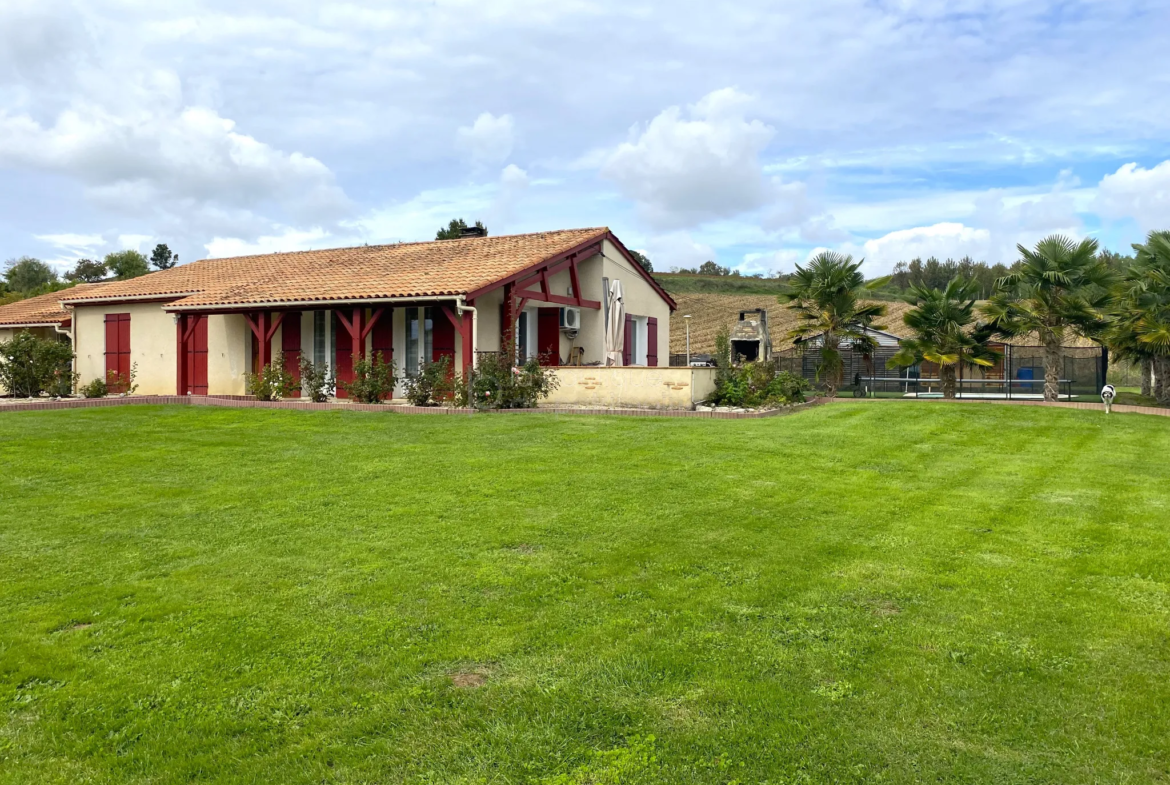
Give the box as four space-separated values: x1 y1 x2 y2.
58 227 676 397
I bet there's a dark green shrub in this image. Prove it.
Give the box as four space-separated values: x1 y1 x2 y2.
246 353 296 401
710 362 810 407
341 352 396 404
0 331 76 398
298 357 334 403
403 355 454 406
81 376 108 399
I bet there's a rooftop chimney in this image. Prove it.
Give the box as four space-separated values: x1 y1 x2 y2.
460 226 487 238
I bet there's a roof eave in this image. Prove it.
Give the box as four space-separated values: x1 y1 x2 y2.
164 293 469 312
60 292 197 306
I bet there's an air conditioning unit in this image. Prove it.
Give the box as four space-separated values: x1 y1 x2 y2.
560 307 581 331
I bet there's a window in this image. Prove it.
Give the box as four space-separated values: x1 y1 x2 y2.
517 311 529 361
423 307 434 366
329 312 337 372
404 307 434 375
406 308 419 375
313 311 327 368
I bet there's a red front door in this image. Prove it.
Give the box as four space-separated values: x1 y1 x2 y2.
537 308 560 366
334 312 353 399
188 316 208 394
104 313 131 391
282 312 302 397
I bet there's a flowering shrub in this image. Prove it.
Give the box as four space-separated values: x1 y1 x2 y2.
467 353 559 409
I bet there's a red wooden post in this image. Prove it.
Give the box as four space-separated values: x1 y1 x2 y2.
502 283 515 363
176 314 187 395
257 311 269 368
353 308 364 361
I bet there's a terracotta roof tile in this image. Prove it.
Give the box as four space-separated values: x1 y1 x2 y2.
0 282 111 327
59 228 610 309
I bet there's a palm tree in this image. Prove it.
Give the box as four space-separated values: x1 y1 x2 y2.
1108 231 1170 404
782 252 888 396
887 277 1000 399
981 236 1114 402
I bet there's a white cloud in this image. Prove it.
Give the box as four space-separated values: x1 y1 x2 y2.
601 88 775 229
1095 161 1170 233
644 232 717 271
456 112 515 167
205 227 333 259
487 164 530 227
857 223 992 270
0 88 350 225
33 232 106 267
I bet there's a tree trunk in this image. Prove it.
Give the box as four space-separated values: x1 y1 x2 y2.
822 334 841 398
1156 357 1170 406
1141 357 1153 398
1042 329 1062 402
941 365 957 399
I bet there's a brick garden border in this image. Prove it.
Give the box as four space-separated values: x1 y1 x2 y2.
0 394 828 419
1 394 1165 418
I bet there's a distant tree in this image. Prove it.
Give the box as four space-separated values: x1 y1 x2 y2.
781 251 888 396
150 243 178 270
888 277 1000 399
4 256 58 293
698 261 733 276
629 250 653 274
436 218 488 240
982 235 1114 402
104 250 150 280
64 258 108 283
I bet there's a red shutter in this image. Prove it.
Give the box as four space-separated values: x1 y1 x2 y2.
623 314 634 366
282 312 302 397
537 307 560 366
191 316 208 394
372 311 393 362
104 315 119 384
647 316 658 367
432 312 455 363
105 313 131 392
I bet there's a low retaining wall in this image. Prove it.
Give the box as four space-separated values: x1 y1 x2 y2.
545 366 718 409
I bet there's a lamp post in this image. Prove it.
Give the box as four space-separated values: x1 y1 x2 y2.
683 315 692 366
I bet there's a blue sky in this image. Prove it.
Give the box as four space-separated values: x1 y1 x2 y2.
2 0 1168 277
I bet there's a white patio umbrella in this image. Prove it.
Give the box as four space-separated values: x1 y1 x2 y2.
604 279 625 366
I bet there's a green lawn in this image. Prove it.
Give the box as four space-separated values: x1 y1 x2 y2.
2 404 1168 783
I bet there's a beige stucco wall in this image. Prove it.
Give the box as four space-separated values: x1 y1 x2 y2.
544 367 717 409
74 303 176 394
208 314 248 395
74 305 251 396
